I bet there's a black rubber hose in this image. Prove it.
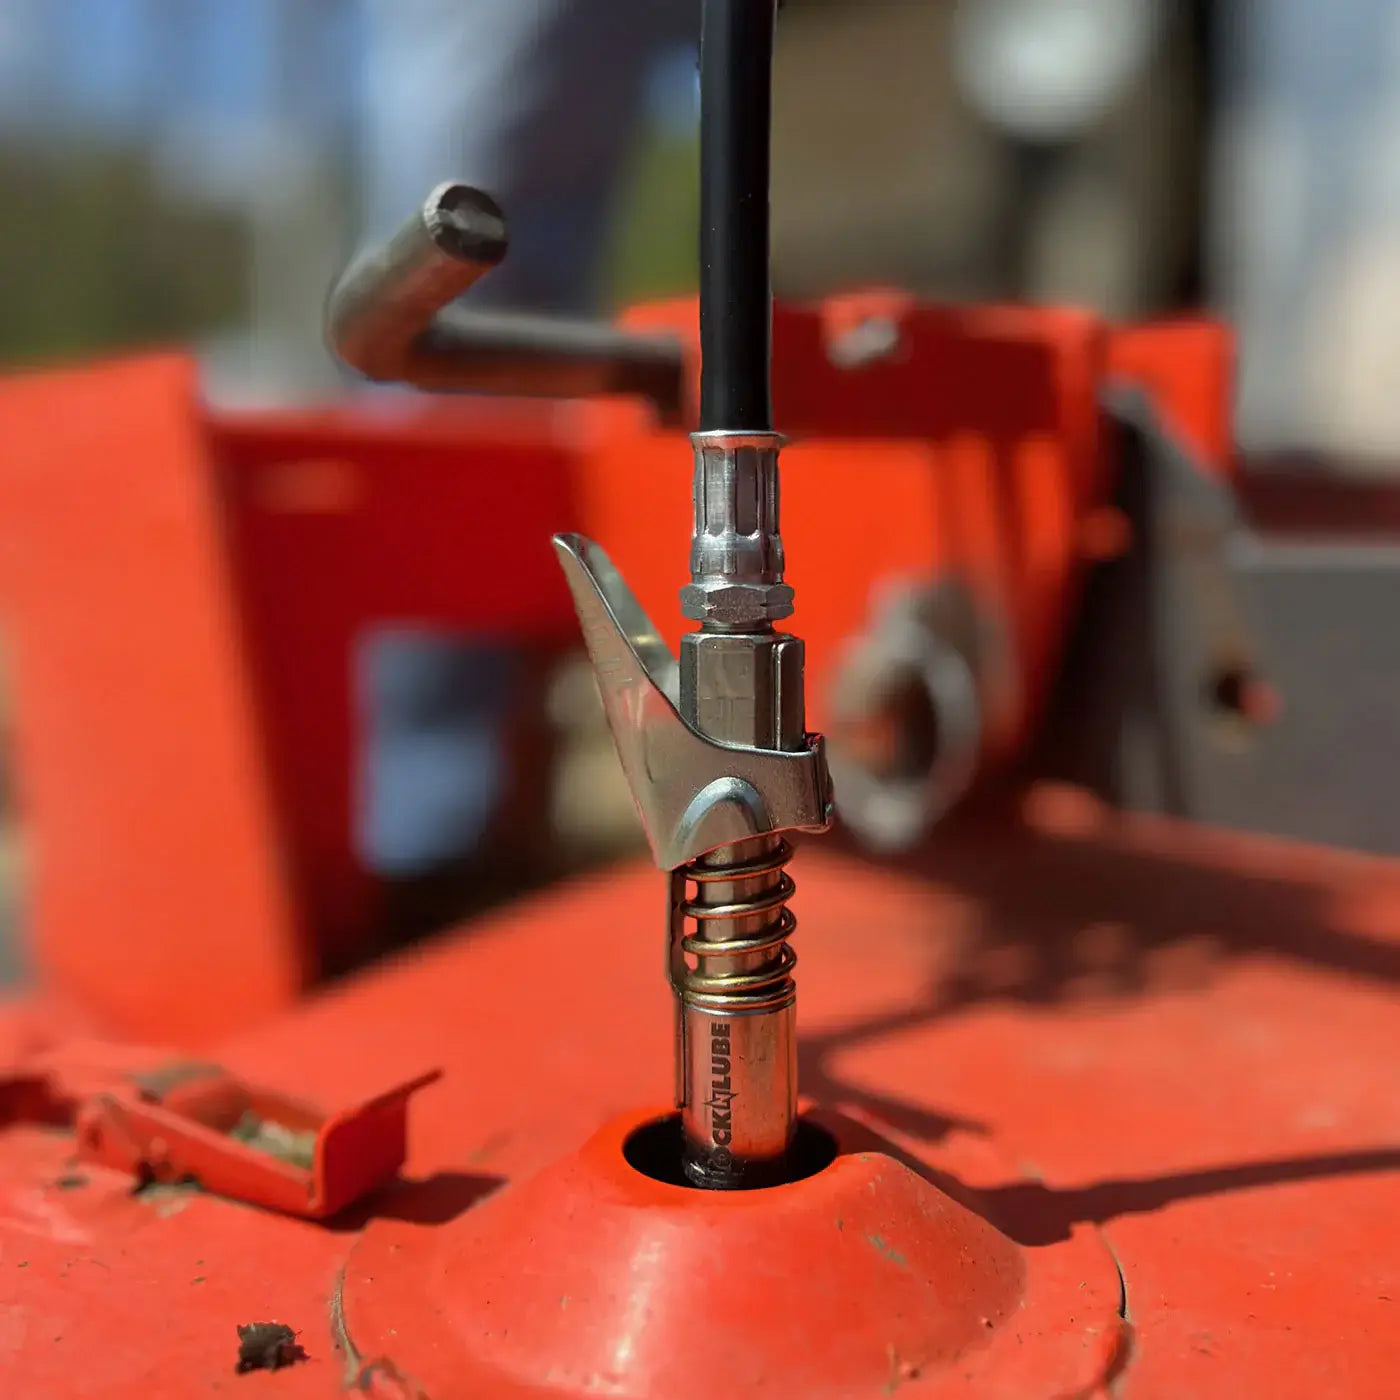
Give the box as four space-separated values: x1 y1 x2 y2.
698 0 777 432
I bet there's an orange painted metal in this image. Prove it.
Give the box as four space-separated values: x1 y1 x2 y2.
587 302 1235 767
74 1065 441 1217
0 299 1235 1046
0 355 304 1044
3 789 1400 1393
341 1105 1124 1398
1105 317 1236 477
8 286 1385 1395
0 1046 439 1217
209 398 581 967
596 295 1114 764
0 360 582 1040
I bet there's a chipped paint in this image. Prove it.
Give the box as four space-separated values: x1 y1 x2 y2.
867 1233 910 1270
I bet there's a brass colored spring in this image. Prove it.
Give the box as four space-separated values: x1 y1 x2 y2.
671 838 797 1012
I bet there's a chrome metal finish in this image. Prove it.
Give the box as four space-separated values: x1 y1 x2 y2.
679 630 805 750
325 181 686 416
675 615 803 1183
556 521 826 1187
325 140 821 1191
553 288 824 1185
671 837 798 1188
672 428 808 1186
326 182 508 385
553 429 828 1192
552 534 830 873
681 431 795 625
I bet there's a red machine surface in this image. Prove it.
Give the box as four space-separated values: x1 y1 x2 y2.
2 791 1399 1395
5 292 1394 1396
0 295 1230 1040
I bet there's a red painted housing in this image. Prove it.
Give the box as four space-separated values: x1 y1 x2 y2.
0 296 1233 1041
1 792 1398 1395
2 297 1398 1395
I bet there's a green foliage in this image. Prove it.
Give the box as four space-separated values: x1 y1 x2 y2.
0 117 695 367
0 141 247 366
604 130 700 310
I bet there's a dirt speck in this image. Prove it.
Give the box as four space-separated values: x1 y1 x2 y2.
884 1343 921 1393
230 1113 315 1171
53 1173 88 1191
133 1179 201 1218
235 1322 306 1374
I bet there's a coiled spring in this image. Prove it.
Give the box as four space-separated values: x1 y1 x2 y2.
669 837 797 1013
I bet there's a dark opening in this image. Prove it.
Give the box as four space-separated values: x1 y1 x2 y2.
1205 664 1276 727
622 1112 838 1189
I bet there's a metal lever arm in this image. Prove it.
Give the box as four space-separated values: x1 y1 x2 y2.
326 181 686 419
553 533 831 872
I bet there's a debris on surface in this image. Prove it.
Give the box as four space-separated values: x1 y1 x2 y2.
229 1112 316 1170
235 1322 306 1374
132 1062 225 1099
131 1177 201 1217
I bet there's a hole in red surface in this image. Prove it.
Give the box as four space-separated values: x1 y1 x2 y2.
622 1112 837 1190
1204 665 1279 726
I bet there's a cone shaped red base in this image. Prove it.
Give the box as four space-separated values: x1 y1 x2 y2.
340 1109 1125 1398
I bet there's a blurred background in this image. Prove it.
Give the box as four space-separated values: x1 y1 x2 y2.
6 0 1400 990
11 0 1400 458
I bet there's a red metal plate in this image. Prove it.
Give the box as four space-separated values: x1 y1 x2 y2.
340 1107 1124 1398
3 788 1400 1394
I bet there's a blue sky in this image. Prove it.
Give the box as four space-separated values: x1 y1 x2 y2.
0 0 358 140
0 0 695 145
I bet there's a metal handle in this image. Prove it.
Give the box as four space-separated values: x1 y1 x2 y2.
325 181 686 421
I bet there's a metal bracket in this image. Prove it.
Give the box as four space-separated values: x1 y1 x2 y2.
325 181 685 419
553 533 832 872
1 1050 440 1219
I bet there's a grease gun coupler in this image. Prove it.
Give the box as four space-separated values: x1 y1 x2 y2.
321 1 823 1184
320 0 824 1187
555 0 831 1189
